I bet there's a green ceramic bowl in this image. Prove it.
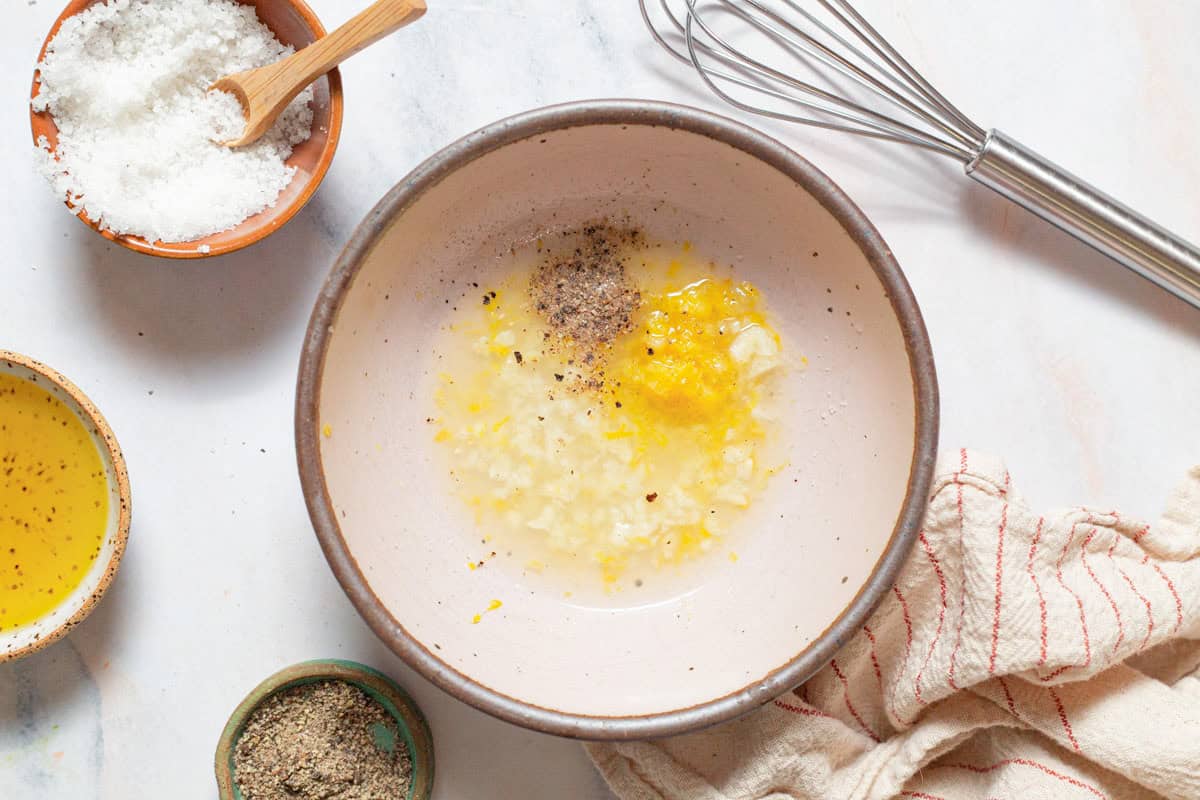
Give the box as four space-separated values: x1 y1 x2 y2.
215 659 434 800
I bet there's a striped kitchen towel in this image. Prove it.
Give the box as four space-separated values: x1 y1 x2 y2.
588 450 1200 799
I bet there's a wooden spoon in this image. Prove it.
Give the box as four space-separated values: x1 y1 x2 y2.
213 0 426 147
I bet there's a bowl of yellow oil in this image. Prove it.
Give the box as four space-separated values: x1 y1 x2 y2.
0 351 130 662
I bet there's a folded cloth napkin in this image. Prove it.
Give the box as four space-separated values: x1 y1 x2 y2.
588 450 1200 800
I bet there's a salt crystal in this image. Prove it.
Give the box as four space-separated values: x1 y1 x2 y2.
32 0 314 244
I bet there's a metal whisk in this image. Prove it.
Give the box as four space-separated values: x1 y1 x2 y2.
641 0 1200 310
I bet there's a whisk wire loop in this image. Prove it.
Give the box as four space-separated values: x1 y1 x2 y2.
737 0 979 150
679 2 970 156
642 0 983 159
818 0 985 141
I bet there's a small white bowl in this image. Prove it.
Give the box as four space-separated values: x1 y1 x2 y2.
0 352 131 662
296 101 937 738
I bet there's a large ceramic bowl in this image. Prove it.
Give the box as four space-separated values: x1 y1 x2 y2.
0 352 131 662
296 101 937 739
30 0 343 259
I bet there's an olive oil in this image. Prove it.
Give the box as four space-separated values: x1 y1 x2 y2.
0 372 108 631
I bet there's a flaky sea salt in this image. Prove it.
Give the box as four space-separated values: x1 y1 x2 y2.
32 0 314 244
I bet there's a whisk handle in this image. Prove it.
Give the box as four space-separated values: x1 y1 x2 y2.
966 130 1200 309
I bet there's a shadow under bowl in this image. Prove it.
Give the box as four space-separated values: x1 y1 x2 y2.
215 659 434 800
29 0 344 259
0 351 131 663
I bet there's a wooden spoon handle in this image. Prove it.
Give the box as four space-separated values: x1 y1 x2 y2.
288 0 427 84
216 0 426 146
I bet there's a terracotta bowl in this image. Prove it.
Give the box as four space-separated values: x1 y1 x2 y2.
215 659 435 800
29 0 344 259
296 101 938 739
0 351 131 663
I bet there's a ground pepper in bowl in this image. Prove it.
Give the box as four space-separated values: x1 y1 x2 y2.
233 680 412 800
530 224 643 353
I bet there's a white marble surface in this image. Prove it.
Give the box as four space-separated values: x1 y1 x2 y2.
2 0 1198 797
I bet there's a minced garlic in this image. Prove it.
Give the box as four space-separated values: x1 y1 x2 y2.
434 232 786 591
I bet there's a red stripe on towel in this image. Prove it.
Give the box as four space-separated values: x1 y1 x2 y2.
862 625 883 692
997 676 1019 720
1109 542 1154 652
937 758 1106 798
948 449 969 690
1043 521 1091 681
914 530 947 705
1146 556 1183 633
830 659 880 742
1048 686 1081 752
1028 516 1048 666
773 699 834 720
894 585 914 665
989 478 1010 674
890 585 916 724
1082 528 1124 656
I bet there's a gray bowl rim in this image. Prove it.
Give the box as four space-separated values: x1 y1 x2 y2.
294 99 939 740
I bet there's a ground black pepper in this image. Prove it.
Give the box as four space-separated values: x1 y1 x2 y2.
529 224 642 356
233 680 412 800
